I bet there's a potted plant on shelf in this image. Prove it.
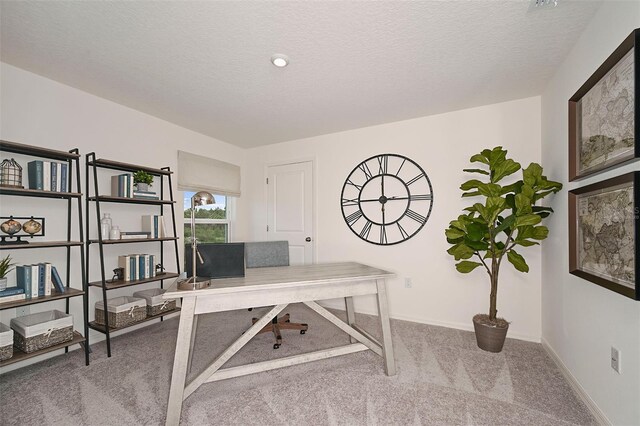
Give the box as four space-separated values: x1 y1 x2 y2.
133 170 154 192
0 255 15 291
445 146 562 352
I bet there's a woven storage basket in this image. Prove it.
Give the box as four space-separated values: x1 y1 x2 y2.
10 310 73 353
95 296 146 328
132 288 175 317
0 322 13 361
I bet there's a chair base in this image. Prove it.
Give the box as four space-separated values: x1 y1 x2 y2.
251 313 308 349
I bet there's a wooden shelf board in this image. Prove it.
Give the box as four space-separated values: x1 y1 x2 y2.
0 288 84 311
88 195 174 205
0 331 85 367
87 159 171 176
0 241 83 250
0 187 81 199
0 140 80 161
89 272 180 290
89 237 178 245
88 308 181 333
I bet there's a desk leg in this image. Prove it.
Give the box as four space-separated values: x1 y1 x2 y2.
165 297 197 426
187 314 198 373
376 279 396 376
344 297 356 343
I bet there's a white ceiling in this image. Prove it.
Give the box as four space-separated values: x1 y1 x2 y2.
1 1 602 148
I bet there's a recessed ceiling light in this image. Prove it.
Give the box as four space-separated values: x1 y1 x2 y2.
271 54 289 68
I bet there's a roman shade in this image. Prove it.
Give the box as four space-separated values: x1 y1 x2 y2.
177 150 241 197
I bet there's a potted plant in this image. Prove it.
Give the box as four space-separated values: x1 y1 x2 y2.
133 170 154 192
0 255 15 291
445 147 562 352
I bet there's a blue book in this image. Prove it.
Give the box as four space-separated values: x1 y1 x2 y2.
59 163 68 192
139 255 145 280
51 266 66 293
0 287 25 297
51 162 58 192
154 215 158 238
16 266 32 299
38 263 45 296
27 160 44 190
149 255 155 277
129 256 136 281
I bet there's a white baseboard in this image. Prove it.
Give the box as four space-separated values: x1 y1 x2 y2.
541 338 610 426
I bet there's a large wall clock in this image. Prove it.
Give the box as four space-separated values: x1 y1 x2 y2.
340 154 434 245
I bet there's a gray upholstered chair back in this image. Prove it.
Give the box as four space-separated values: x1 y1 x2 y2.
245 241 290 268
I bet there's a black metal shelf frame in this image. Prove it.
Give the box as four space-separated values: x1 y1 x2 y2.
85 152 180 358
0 140 89 367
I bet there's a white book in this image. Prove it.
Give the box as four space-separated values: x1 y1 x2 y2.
43 161 51 191
118 255 130 282
144 254 151 279
30 265 39 298
56 164 62 193
44 262 52 296
0 293 26 304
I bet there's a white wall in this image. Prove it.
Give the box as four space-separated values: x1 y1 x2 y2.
245 96 546 342
0 63 247 372
541 3 640 425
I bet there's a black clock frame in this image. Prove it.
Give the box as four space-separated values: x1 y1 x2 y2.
340 153 434 246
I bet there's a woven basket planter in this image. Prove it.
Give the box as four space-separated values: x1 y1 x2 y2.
10 311 74 353
133 288 175 317
0 323 13 361
95 296 146 328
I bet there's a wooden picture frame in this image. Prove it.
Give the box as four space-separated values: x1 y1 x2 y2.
569 28 639 181
569 172 639 300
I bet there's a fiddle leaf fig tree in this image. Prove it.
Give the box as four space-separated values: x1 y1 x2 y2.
445 147 562 322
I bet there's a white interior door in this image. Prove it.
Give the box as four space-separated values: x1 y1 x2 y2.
267 161 314 265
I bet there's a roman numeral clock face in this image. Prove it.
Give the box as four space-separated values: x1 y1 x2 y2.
341 154 434 245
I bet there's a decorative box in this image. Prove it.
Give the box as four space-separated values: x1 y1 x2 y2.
10 310 73 353
132 288 175 317
0 322 13 360
95 296 146 328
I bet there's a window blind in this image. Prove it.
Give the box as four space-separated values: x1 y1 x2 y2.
177 150 241 197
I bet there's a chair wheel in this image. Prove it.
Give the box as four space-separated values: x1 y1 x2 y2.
300 330 306 335
273 344 280 349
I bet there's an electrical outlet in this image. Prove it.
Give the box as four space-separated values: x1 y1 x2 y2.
404 278 412 288
16 306 29 317
611 347 621 373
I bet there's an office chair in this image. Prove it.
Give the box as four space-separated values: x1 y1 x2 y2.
245 241 308 349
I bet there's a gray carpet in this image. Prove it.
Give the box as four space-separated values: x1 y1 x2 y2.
0 305 595 425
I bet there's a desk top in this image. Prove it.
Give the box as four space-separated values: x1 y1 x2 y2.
163 262 394 299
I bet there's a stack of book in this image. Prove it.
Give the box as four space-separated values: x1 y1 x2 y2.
133 189 160 200
27 161 69 192
119 231 151 240
15 263 65 299
111 173 134 198
117 254 155 282
141 215 166 238
0 287 26 304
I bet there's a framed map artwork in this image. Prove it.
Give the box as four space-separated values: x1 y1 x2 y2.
569 172 639 300
569 29 639 181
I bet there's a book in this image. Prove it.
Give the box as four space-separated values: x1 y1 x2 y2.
120 234 150 240
30 264 39 298
43 161 51 191
133 189 157 195
44 262 52 296
0 287 25 297
118 255 131 282
59 163 68 192
51 162 58 192
141 215 164 238
0 293 26 304
139 255 146 280
38 263 45 297
51 266 66 293
27 160 44 190
129 254 139 281
111 175 122 197
133 194 160 200
149 254 155 277
16 266 31 298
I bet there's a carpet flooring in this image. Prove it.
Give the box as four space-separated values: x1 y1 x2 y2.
0 305 595 425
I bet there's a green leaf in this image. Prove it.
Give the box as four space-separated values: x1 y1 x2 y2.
470 154 489 165
447 243 475 260
515 214 541 227
531 226 549 240
492 158 521 183
501 181 523 195
464 238 490 251
460 179 484 191
523 163 543 186
514 193 533 215
516 239 538 247
466 222 487 241
445 228 465 240
507 250 529 272
462 191 481 198
495 214 515 234
478 183 503 197
463 168 490 175
455 261 483 273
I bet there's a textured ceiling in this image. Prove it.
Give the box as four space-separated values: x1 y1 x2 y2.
0 1 602 148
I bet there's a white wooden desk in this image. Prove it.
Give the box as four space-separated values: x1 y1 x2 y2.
162 262 396 425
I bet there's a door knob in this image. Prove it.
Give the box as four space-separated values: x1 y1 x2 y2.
305 237 312 242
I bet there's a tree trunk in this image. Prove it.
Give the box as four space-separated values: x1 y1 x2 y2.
489 258 499 320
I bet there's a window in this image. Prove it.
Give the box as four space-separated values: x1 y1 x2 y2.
183 191 229 244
